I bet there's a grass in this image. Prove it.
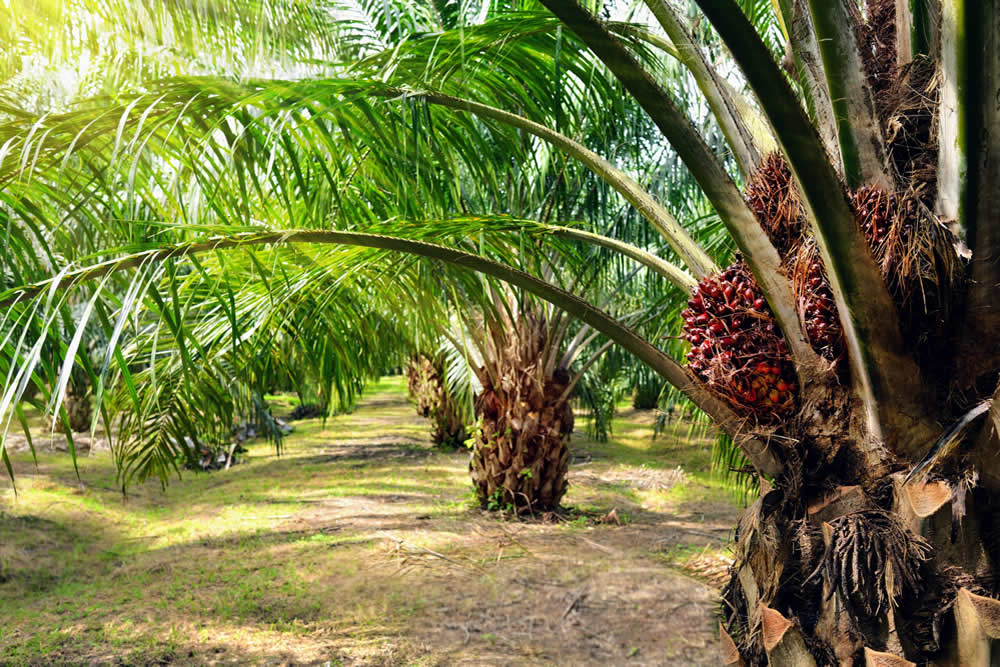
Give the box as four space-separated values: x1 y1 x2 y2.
1 376 739 665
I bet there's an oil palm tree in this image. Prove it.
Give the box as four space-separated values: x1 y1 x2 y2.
406 350 469 449
456 288 630 514
3 0 1000 663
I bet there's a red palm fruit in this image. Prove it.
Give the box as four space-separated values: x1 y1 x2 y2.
682 260 798 421
793 241 844 361
852 185 896 246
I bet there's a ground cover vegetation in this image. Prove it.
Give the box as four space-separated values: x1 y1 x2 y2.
1 377 735 664
2 0 1000 664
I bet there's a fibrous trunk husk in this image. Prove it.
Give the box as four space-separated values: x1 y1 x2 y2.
721 476 1000 665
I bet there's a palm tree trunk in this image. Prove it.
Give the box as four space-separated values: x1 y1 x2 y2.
632 366 662 410
469 313 574 513
720 432 1000 665
55 378 92 433
406 354 467 449
406 355 436 418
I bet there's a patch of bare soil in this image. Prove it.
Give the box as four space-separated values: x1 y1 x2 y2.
216 400 734 664
299 437 433 465
3 429 110 454
266 496 732 664
282 513 731 666
570 464 688 492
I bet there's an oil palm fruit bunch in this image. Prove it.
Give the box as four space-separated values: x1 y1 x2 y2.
744 155 846 360
743 153 804 255
681 261 797 421
694 153 955 399
853 185 896 247
684 157 915 411
793 244 842 360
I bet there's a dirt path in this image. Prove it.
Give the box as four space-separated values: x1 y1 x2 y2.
0 377 737 665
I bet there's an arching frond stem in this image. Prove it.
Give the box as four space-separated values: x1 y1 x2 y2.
643 0 759 179
806 0 893 190
5 229 784 476
545 225 696 291
774 0 842 166
399 89 718 279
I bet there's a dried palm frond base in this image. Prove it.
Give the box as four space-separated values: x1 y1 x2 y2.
719 480 1000 665
744 153 806 256
682 551 734 589
853 186 963 364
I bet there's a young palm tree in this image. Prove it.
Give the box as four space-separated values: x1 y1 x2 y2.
466 305 573 512
3 0 1000 663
